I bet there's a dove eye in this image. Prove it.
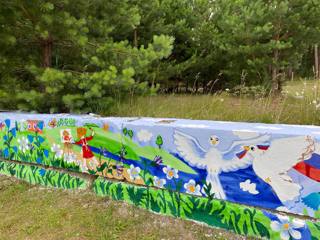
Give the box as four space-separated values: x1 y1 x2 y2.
215 137 219 141
251 146 255 151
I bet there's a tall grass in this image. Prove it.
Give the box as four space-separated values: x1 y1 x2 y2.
107 79 320 125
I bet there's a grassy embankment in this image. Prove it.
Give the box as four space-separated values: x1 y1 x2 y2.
109 79 320 125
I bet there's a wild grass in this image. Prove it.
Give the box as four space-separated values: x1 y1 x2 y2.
108 79 320 125
0 175 249 240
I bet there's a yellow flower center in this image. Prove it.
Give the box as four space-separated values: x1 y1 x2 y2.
283 223 290 230
188 185 195 193
168 171 174 177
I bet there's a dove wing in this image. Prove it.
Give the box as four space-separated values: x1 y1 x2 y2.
215 153 253 172
174 130 208 169
222 134 271 153
265 136 314 172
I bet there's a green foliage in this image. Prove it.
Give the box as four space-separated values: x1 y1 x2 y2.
93 177 281 238
1 0 320 111
0 0 174 113
0 160 87 189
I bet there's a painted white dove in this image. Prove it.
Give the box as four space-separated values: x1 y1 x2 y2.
174 130 270 199
242 135 316 203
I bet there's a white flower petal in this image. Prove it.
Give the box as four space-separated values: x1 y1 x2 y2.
270 221 281 232
280 230 290 240
291 219 305 229
277 215 290 223
289 228 302 239
189 179 196 185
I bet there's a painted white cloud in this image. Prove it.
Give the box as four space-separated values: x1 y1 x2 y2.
137 129 153 142
240 179 259 195
233 130 260 139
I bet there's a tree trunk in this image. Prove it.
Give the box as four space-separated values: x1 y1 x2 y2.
133 28 138 48
41 36 53 68
315 44 319 79
271 49 281 94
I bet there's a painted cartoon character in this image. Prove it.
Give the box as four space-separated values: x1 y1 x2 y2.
27 120 44 133
62 129 73 155
75 127 98 170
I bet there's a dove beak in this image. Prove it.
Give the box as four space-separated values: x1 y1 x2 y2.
243 146 250 151
210 139 217 145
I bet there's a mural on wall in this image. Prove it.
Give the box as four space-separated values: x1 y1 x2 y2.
94 177 320 240
0 160 87 190
1 113 320 225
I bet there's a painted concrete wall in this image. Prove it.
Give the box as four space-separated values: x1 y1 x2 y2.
1 112 320 239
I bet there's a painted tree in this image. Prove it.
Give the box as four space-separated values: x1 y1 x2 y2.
156 135 163 149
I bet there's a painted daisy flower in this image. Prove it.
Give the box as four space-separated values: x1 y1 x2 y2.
127 164 141 180
17 137 29 153
153 176 166 188
270 215 305 240
51 143 63 158
184 179 201 196
64 153 77 164
163 166 178 180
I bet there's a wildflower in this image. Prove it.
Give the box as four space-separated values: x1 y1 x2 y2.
80 162 88 172
184 179 201 196
153 155 163 165
36 157 42 164
100 147 108 157
127 164 141 180
270 215 305 240
51 143 63 158
39 169 46 177
4 119 10 128
118 146 127 161
116 164 124 176
153 176 166 188
64 153 77 164
17 137 29 153
163 166 178 180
